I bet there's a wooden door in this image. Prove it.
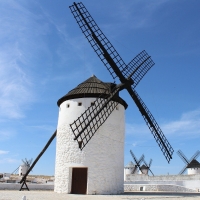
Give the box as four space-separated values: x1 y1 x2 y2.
71 168 87 194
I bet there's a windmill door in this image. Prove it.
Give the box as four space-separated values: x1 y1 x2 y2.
71 168 88 194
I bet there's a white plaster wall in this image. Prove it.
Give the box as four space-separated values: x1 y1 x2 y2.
54 97 125 194
188 168 200 175
19 165 28 176
0 183 53 190
125 174 200 191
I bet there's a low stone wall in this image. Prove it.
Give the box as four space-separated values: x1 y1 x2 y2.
0 183 54 190
125 174 200 191
124 184 196 192
126 174 200 181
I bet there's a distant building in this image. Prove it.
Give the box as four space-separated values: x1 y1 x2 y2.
19 164 29 176
139 164 149 175
124 161 137 181
187 159 200 175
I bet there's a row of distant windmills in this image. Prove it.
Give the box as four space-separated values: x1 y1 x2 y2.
124 150 200 179
17 2 198 195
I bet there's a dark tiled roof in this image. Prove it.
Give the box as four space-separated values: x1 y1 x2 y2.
140 164 148 169
125 161 136 168
57 75 128 108
187 159 200 168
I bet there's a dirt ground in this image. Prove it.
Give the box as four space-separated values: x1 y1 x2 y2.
1 191 200 200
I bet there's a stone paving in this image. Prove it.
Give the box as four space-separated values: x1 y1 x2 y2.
1 191 200 200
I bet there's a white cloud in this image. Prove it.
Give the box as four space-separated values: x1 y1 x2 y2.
0 158 19 164
0 1 52 119
115 0 169 29
126 108 200 139
0 130 15 141
163 109 200 136
0 150 9 155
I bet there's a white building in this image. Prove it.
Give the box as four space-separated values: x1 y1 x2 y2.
187 159 200 175
54 75 127 195
19 164 29 176
139 164 149 175
124 161 137 181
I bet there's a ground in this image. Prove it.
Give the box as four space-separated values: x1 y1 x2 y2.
1 191 200 200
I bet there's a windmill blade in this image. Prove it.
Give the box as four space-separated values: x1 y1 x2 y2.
148 168 154 176
69 2 127 82
70 86 121 149
179 165 188 175
70 3 154 87
149 159 153 168
138 154 145 165
122 50 155 89
11 166 20 174
143 159 148 167
188 150 200 163
130 150 139 163
177 150 189 164
29 158 33 166
128 88 174 163
143 158 154 176
130 150 144 173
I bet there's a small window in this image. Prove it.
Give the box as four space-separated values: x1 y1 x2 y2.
140 186 144 191
66 104 70 108
91 102 95 106
116 106 119 110
78 102 82 106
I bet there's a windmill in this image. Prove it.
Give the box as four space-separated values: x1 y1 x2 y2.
69 2 173 163
130 150 144 174
19 2 174 193
142 157 154 176
177 150 200 175
21 158 33 172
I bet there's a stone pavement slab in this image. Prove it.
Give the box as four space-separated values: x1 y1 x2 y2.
1 191 200 200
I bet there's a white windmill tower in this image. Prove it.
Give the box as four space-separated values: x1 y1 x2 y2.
19 158 33 176
124 161 137 181
177 150 200 175
54 75 127 194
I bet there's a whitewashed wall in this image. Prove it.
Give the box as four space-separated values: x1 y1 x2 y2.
188 168 200 175
54 97 125 194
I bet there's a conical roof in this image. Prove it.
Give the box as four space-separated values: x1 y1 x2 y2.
187 159 200 168
57 75 128 108
140 164 148 170
125 161 136 168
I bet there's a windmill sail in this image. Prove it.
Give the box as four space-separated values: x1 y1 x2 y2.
128 88 173 163
69 2 174 162
69 2 126 81
70 86 120 149
130 150 144 174
177 150 200 174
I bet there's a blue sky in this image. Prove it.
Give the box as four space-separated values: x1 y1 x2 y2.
0 0 200 176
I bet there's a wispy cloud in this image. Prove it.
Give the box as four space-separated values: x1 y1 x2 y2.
0 158 19 164
163 109 200 136
126 108 200 139
113 0 169 29
0 129 15 141
0 1 56 119
0 150 9 155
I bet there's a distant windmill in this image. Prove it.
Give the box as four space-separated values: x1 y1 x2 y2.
177 150 200 175
142 158 154 176
12 158 33 175
130 150 144 174
19 158 33 191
